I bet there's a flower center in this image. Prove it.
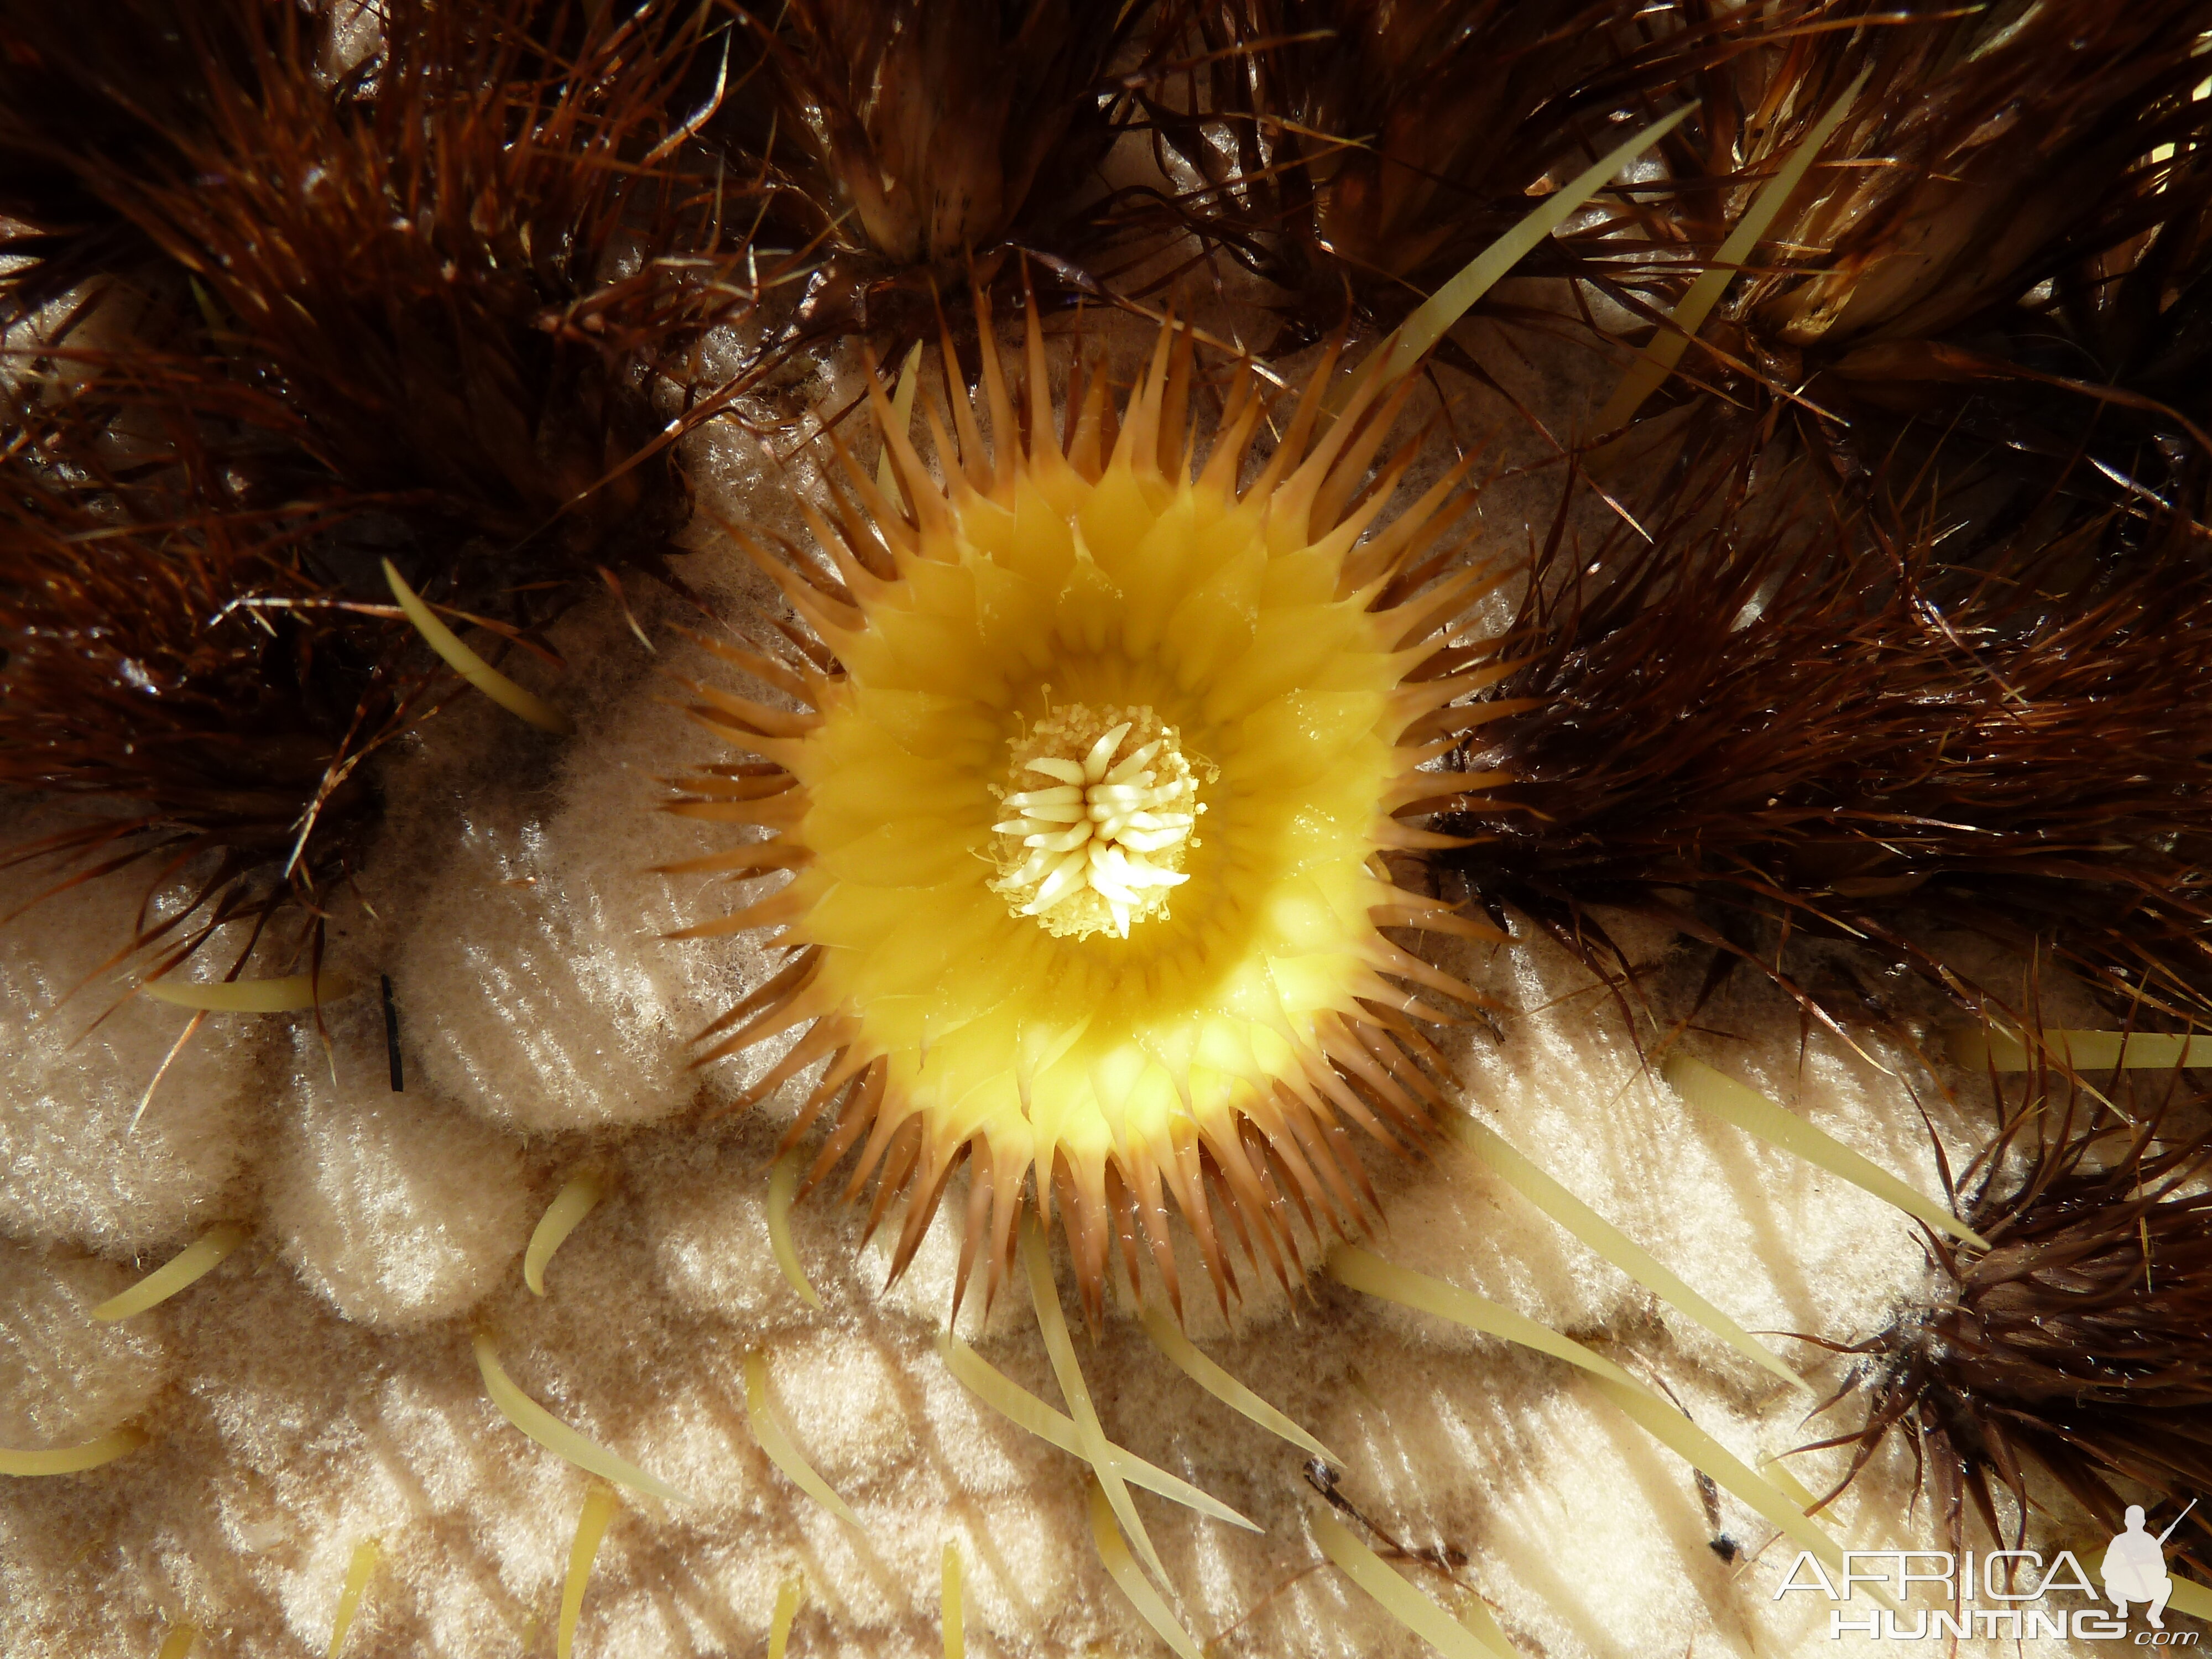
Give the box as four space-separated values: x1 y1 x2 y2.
988 702 1208 940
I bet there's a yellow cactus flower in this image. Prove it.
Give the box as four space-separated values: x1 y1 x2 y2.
665 305 1512 1321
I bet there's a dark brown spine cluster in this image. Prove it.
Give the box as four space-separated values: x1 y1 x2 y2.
1129 0 1703 344
1614 0 2212 511
1439 448 2212 1030
0 0 750 954
1811 1081 2212 1572
717 0 1175 340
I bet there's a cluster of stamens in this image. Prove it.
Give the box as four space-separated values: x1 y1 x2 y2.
989 703 1204 939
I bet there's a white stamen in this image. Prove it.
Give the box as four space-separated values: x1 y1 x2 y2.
1104 742 1162 783
1082 723 1133 782
1031 856 1089 910
988 703 1211 941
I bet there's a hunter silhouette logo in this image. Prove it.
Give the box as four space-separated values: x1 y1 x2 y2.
2106 1503 2195 1631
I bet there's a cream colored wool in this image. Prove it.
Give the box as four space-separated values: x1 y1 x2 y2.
0 819 272 1256
0 310 2128 1659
